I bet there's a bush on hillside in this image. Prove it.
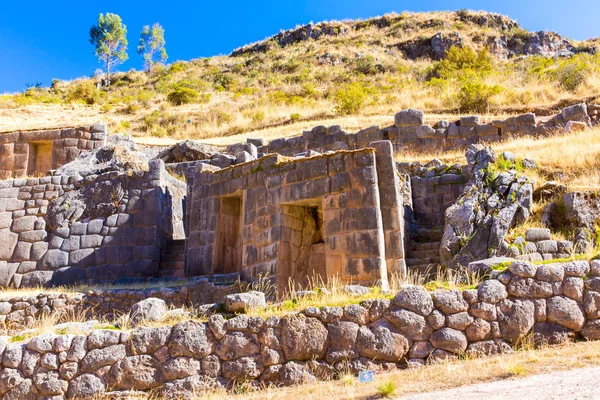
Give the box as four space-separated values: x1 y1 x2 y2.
433 46 494 80
333 82 369 115
67 80 106 105
455 79 502 112
167 87 199 105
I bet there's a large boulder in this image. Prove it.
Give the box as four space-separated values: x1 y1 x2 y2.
55 145 149 178
391 285 434 316
168 321 215 358
225 291 266 313
131 298 167 323
106 355 163 390
497 299 535 343
440 145 533 268
158 140 220 163
429 328 468 354
356 320 410 362
281 314 329 360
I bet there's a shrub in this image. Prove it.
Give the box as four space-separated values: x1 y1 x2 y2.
376 379 398 398
167 87 199 105
353 55 383 75
168 61 187 74
555 54 600 92
67 80 106 105
433 46 494 80
333 82 369 115
455 79 502 112
251 111 265 124
290 113 301 122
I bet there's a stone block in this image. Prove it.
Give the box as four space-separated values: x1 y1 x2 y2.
394 109 424 127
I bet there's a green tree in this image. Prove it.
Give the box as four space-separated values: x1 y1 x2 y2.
138 23 168 74
89 13 128 85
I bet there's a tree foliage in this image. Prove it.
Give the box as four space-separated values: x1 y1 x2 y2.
138 23 168 73
89 13 128 85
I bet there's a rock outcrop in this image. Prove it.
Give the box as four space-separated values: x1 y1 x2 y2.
440 145 533 268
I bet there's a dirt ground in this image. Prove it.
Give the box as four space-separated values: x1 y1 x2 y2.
399 366 600 400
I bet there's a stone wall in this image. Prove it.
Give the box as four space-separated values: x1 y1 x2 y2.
399 161 468 229
0 124 107 180
241 103 594 157
0 160 186 288
0 280 237 334
2 258 600 399
186 142 406 292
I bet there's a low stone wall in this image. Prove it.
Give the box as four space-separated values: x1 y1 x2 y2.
0 280 238 334
242 103 594 157
0 292 83 334
2 259 600 399
0 124 106 180
500 228 576 261
0 160 186 288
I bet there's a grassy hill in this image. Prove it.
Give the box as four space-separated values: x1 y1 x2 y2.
1 9 599 142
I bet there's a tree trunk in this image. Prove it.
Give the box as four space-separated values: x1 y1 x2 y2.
106 58 111 86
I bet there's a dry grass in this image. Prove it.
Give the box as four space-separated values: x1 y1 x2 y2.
401 126 600 191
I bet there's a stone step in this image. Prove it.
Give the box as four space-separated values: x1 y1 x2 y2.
412 228 444 242
166 246 186 255
410 241 441 251
405 257 440 267
407 249 439 259
163 252 185 261
160 260 185 271
157 269 186 279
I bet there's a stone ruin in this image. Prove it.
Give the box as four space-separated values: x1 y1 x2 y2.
185 141 405 292
1 102 600 399
0 102 598 290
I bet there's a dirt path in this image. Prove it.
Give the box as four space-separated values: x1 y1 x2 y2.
399 366 600 400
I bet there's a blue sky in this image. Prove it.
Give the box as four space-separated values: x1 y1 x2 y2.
1 0 599 93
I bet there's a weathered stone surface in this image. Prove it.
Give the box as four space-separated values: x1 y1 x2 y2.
168 321 215 358
509 261 538 278
433 290 468 314
395 109 424 127
391 286 434 316
508 276 553 298
466 318 491 341
107 355 163 390
279 362 317 386
546 296 585 331
446 312 474 331
356 320 409 362
131 298 167 323
80 344 126 372
225 291 266 313
215 331 261 361
429 328 468 354
130 326 171 354
470 302 497 321
533 322 575 346
497 299 535 343
525 228 551 242
222 356 263 381
385 309 431 340
581 319 600 340
326 320 359 363
477 280 508 303
67 373 105 398
281 314 328 360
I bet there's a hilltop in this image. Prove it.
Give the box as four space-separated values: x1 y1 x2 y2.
1 9 599 142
